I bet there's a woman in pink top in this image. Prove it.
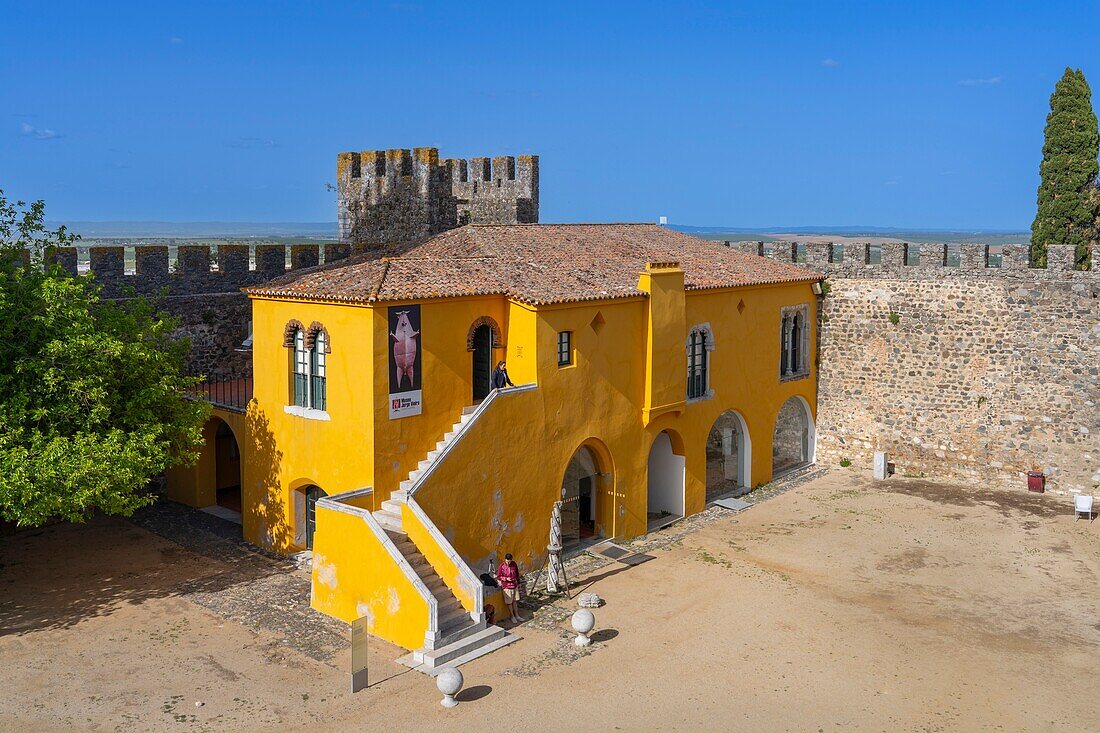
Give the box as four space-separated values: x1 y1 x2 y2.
496 553 521 621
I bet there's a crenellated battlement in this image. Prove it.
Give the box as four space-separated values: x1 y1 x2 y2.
20 242 352 299
729 241 1097 280
337 146 538 245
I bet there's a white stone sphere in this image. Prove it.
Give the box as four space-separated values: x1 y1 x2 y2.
436 667 464 697
571 608 595 635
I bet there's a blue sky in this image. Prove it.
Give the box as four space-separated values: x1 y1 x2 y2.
1 1 1097 228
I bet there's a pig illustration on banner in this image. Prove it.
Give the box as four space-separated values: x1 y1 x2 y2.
390 310 419 389
387 305 423 418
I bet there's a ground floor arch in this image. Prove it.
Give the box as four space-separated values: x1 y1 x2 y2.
293 484 328 550
210 417 242 514
559 443 610 551
772 395 815 477
706 410 752 502
647 430 685 531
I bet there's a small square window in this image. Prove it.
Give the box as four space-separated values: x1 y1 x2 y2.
557 331 572 367
866 244 882 265
830 243 844 263
794 243 807 264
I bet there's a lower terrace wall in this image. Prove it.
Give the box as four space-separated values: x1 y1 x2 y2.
733 240 1099 493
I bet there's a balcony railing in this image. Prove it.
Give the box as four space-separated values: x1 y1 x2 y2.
191 377 254 411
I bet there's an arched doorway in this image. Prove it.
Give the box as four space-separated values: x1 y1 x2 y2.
471 324 493 402
772 396 815 477
647 431 685 531
560 445 607 550
294 484 328 550
213 419 241 514
706 410 751 502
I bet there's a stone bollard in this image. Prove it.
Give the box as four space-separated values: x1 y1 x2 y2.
436 667 463 708
571 609 595 647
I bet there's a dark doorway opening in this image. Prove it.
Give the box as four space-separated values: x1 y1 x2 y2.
214 420 242 513
472 324 492 402
305 485 327 550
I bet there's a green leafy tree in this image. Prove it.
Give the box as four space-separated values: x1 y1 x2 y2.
0 191 208 527
1030 68 1099 269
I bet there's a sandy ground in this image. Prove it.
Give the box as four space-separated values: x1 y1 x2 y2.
3 471 1098 732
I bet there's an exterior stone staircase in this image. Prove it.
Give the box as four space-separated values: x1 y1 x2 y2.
373 404 518 672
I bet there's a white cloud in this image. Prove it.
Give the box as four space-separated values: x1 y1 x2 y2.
19 122 60 140
959 76 1002 86
822 58 840 68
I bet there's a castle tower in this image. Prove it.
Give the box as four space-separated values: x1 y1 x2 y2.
337 147 538 246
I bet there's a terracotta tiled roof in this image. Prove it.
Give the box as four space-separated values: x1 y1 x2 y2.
245 224 821 305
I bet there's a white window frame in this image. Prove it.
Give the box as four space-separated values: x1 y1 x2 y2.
287 327 330 420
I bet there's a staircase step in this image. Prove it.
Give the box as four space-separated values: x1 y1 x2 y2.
435 618 487 648
399 626 519 672
435 440 447 451
381 498 404 514
461 405 478 416
408 469 423 482
438 605 470 631
426 449 440 461
422 625 510 667
431 629 518 672
399 480 414 492
390 488 409 501
374 509 402 531
444 431 456 441
417 459 431 471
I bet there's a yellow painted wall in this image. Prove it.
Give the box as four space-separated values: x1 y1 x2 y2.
310 502 431 650
202 271 816 567
412 281 818 573
638 263 687 423
241 297 378 551
370 295 510 504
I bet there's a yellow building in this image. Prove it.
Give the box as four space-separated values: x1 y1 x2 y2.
169 223 820 665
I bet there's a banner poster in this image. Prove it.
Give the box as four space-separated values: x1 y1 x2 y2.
388 304 423 419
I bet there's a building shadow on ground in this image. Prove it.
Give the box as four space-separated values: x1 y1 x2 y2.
0 504 295 638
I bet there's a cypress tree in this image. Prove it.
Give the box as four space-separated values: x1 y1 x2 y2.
1030 68 1099 269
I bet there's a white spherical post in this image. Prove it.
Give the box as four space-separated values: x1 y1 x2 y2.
571 608 595 647
436 667 463 708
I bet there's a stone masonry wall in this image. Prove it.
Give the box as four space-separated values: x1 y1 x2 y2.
732 240 1100 494
30 242 353 379
336 147 538 246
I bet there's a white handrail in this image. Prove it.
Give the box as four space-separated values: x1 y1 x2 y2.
405 496 483 620
318 488 438 635
407 383 537 498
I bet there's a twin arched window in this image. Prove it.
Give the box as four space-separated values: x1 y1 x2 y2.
286 321 328 411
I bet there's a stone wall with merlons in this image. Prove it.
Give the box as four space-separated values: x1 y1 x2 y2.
729 240 1099 493
21 242 352 379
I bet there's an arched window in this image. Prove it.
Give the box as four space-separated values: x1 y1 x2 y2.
779 305 810 380
790 313 802 374
686 325 714 401
293 328 309 407
310 330 327 410
287 320 330 412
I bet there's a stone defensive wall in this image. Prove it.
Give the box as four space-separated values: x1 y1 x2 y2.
26 242 352 379
337 147 538 243
733 240 1099 494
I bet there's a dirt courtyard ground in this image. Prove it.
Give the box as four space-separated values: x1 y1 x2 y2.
3 471 1098 732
